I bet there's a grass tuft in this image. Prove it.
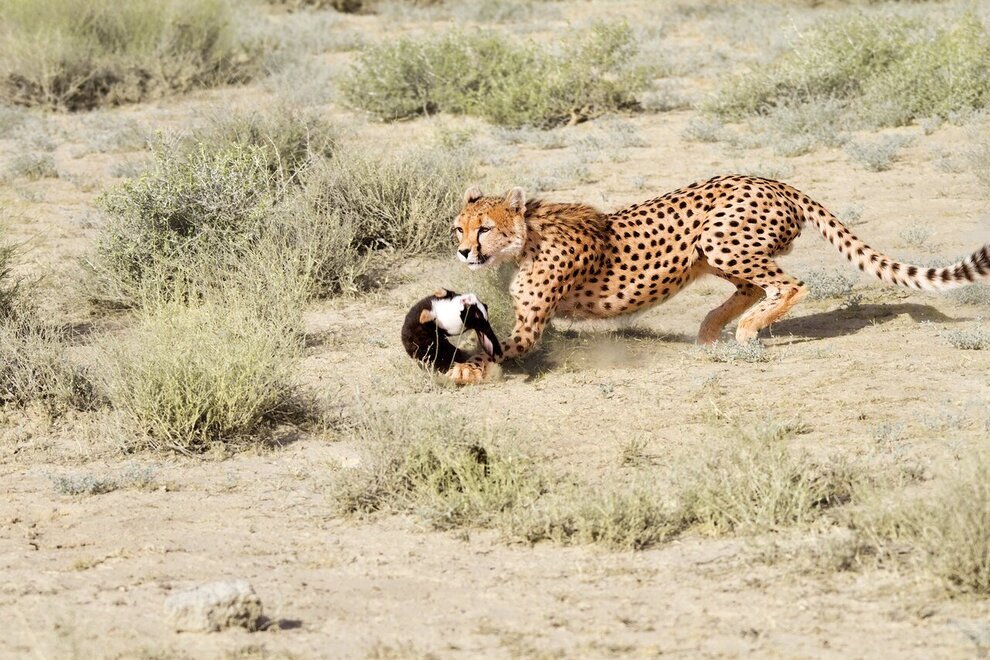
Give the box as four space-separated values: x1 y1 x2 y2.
98 299 303 454
342 22 647 127
802 269 856 301
708 12 990 147
334 403 545 529
945 326 990 350
0 0 260 111
703 341 770 363
845 135 912 172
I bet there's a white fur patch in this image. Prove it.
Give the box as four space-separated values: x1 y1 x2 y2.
431 294 485 335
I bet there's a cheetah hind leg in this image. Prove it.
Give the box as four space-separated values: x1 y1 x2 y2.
698 279 765 345
734 263 808 343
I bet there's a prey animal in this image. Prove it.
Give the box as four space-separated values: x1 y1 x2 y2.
401 288 502 372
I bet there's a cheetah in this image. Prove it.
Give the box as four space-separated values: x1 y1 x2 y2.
448 175 990 384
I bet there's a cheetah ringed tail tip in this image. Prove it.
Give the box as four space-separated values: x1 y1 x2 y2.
802 200 990 292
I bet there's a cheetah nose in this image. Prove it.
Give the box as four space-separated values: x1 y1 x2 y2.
458 248 471 258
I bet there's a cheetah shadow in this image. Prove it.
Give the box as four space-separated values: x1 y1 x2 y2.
768 302 963 342
506 302 963 378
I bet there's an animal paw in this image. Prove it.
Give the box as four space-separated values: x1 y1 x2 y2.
448 361 487 385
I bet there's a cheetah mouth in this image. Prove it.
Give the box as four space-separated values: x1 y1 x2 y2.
466 254 489 270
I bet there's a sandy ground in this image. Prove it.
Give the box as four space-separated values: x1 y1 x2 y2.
2 1 990 658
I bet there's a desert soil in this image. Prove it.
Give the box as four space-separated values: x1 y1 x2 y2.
2 1 990 658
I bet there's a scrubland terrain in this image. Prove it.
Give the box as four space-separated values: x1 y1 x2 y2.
2 0 990 657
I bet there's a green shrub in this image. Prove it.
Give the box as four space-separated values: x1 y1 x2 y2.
91 109 469 305
99 300 302 453
342 22 647 127
0 313 96 414
302 144 474 255
0 243 95 415
0 0 259 110
91 142 277 307
709 12 990 137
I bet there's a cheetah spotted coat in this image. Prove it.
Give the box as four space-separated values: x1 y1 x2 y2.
449 175 990 384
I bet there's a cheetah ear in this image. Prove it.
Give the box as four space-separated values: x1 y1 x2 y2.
419 309 436 324
463 187 483 206
432 288 449 298
505 187 526 214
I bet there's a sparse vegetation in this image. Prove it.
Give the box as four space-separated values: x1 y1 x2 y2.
342 22 647 127
98 299 304 453
802 269 856 301
846 135 913 172
0 0 260 111
4 153 57 181
703 341 771 363
945 325 990 350
334 404 547 529
0 241 95 415
337 405 862 550
52 464 157 495
709 12 990 148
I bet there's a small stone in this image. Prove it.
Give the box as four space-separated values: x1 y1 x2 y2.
164 580 262 632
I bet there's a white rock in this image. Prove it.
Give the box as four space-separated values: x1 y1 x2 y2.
164 580 263 632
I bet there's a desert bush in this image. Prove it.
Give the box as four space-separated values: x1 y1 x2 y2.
0 243 95 414
802 269 856 301
91 108 469 305
0 0 260 111
945 326 990 350
342 22 647 127
302 144 473 255
709 12 990 141
508 481 684 550
846 135 913 172
334 403 546 529
187 107 338 181
0 314 96 413
949 284 990 306
4 153 58 181
98 299 303 453
91 142 277 307
51 464 157 495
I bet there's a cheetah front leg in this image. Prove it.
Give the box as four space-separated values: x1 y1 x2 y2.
447 271 569 385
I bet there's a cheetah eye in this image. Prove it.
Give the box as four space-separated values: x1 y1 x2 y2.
454 227 463 234
477 227 490 235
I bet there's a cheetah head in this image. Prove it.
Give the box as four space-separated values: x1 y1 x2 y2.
452 186 527 270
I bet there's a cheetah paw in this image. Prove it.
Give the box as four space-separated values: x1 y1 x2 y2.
448 361 487 386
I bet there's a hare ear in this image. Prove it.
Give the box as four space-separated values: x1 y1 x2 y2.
419 309 436 324
463 187 483 205
505 187 525 214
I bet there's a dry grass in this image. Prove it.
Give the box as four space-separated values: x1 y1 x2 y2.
0 0 260 110
708 11 990 148
342 22 647 127
336 404 865 550
97 298 304 454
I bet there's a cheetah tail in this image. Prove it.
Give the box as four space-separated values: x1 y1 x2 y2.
803 201 990 292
